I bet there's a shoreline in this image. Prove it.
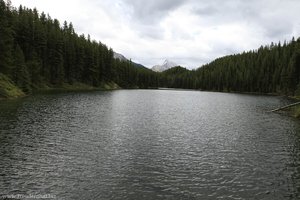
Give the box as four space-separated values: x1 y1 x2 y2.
1 84 295 99
156 87 281 95
0 81 120 100
1 84 300 119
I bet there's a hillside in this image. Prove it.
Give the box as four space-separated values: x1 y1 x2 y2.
0 0 158 97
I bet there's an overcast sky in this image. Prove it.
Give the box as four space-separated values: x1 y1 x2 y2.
11 0 300 69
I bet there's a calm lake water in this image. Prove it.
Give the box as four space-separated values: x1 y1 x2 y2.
0 90 300 200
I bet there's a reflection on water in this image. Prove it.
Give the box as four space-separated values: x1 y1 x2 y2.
0 90 300 200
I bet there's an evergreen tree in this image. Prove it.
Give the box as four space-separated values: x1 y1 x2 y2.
0 0 13 75
13 45 31 93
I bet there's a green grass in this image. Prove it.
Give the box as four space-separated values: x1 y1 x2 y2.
0 73 25 99
34 81 120 94
0 77 120 99
58 81 120 91
99 82 120 90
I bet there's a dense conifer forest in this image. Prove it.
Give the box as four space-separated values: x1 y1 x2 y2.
161 38 300 95
0 0 158 94
0 0 300 97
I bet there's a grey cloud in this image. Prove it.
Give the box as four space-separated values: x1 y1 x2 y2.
263 20 293 39
130 0 300 67
123 0 186 24
117 0 300 67
134 24 165 39
193 6 218 16
191 0 263 24
190 0 299 40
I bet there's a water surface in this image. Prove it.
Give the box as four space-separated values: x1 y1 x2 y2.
0 90 300 199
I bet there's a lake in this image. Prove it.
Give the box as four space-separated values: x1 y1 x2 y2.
0 90 300 200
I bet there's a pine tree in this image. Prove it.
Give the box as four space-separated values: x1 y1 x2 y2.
0 0 13 75
13 45 31 93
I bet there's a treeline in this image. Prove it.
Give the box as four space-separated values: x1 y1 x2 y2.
160 38 300 95
194 38 300 95
1 0 300 96
0 0 158 94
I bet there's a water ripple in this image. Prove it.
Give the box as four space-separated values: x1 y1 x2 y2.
0 91 299 199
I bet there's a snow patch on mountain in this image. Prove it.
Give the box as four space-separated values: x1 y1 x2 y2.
151 59 178 72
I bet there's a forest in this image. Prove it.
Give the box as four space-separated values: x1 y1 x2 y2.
0 0 300 97
161 38 300 96
0 0 159 96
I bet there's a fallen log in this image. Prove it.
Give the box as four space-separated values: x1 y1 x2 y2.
271 101 300 112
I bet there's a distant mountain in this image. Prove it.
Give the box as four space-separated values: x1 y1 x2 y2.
113 52 127 61
151 59 178 72
113 52 146 68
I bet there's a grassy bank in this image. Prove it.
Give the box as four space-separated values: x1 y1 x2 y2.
0 74 120 100
0 73 25 99
34 81 120 94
